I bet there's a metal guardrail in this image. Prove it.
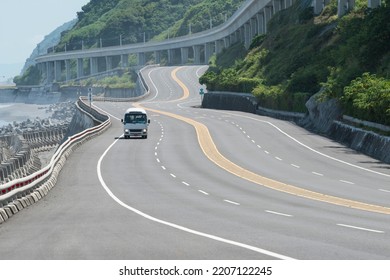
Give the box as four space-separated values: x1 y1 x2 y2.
0 98 111 219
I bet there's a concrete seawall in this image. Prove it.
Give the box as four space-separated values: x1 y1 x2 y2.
202 91 390 164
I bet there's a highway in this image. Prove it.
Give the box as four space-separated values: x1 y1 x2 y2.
0 65 389 260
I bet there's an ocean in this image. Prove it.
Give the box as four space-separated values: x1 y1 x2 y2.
0 103 53 127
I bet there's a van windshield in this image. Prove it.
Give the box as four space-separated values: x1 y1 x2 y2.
124 113 147 124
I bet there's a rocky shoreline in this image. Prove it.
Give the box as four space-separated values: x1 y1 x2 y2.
0 101 77 184
0 102 76 136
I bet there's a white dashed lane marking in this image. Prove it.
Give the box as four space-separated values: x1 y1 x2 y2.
224 200 240 206
266 210 293 217
153 115 387 238
337 224 384 234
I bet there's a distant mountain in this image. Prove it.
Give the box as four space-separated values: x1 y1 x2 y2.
21 19 77 74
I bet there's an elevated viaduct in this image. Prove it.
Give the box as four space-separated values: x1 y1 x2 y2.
35 0 383 84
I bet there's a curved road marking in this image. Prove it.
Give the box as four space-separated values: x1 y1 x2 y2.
139 67 390 215
96 67 293 259
169 67 190 102
225 112 390 178
97 137 293 260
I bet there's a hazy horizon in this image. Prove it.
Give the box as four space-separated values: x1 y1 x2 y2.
0 0 89 83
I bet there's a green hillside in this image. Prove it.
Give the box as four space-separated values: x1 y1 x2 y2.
57 0 244 50
15 0 389 126
200 0 390 125
15 0 244 85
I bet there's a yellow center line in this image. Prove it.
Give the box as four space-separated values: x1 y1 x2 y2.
170 67 190 102
139 67 390 215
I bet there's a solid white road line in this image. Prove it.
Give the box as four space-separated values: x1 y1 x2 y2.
97 137 295 260
225 112 390 178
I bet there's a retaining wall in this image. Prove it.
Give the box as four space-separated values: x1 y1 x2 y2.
202 91 390 164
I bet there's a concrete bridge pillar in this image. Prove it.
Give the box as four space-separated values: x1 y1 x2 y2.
264 6 274 34
215 40 225 55
181 47 189 64
204 43 214 64
250 18 257 38
46 61 54 84
54 60 62 82
338 0 355 17
90 57 98 75
240 26 246 44
313 0 330 13
138 52 146 66
230 32 237 45
224 36 231 49
286 0 294 8
106 56 113 71
193 45 202 64
39 63 46 83
168 49 175 64
154 51 161 64
121 54 129 68
77 58 84 78
257 12 265 35
65 59 71 81
273 0 282 13
313 0 322 14
368 0 381 8
244 23 251 49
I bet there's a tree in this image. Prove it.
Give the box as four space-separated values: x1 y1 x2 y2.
13 66 42 86
343 73 390 125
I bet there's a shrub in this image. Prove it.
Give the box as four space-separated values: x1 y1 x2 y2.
13 66 42 85
342 73 390 125
253 83 285 110
287 68 320 94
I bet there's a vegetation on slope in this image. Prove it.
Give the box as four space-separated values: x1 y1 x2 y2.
200 0 390 125
14 0 244 86
14 0 389 126
13 65 41 86
57 0 244 51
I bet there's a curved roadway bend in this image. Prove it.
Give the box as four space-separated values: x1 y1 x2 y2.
1 66 390 260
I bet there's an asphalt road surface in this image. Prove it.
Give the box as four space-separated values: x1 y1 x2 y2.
0 66 389 260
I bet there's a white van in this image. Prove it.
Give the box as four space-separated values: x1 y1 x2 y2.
121 108 150 139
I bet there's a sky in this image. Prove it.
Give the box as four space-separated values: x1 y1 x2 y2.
0 0 89 81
